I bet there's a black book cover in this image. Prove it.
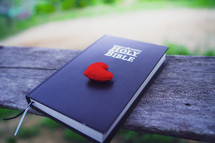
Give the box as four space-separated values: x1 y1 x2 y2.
26 35 168 142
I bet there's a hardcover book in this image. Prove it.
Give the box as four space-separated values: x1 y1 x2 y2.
26 35 168 142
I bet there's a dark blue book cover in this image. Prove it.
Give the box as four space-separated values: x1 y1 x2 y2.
26 35 168 142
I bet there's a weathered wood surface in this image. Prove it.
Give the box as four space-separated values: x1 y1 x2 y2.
0 46 215 142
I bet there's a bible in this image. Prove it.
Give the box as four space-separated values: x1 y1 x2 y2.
25 35 168 142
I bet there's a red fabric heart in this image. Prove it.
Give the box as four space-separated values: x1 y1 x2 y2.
84 62 113 82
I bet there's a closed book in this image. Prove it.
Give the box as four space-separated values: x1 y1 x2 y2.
26 35 168 142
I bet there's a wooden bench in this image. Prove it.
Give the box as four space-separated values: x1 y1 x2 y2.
0 46 214 142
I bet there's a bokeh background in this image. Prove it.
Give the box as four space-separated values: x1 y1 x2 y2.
0 0 215 143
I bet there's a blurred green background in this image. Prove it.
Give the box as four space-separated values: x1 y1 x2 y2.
0 0 215 40
0 0 214 143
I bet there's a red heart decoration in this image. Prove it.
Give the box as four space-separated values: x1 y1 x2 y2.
84 62 113 82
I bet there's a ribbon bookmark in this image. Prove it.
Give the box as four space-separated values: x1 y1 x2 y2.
13 101 34 136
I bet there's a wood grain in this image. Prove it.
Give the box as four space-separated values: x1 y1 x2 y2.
0 46 214 142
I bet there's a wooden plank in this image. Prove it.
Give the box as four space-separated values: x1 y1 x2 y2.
0 46 215 142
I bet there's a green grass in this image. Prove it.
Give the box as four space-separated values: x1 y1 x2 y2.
0 108 20 121
118 130 183 143
165 42 215 56
165 42 192 55
170 0 215 8
18 126 39 139
138 0 215 9
4 137 17 143
138 134 176 143
203 49 215 56
39 117 62 129
63 129 88 142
